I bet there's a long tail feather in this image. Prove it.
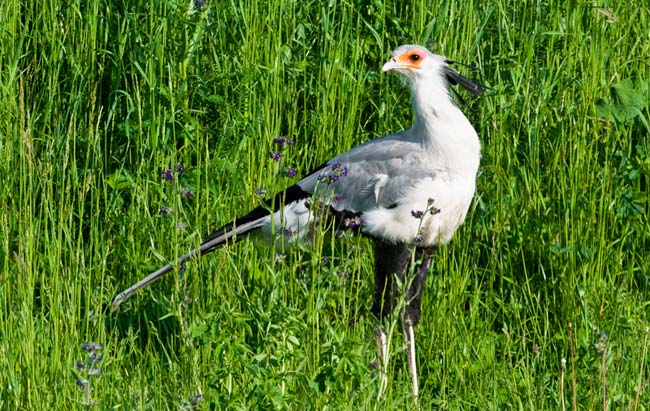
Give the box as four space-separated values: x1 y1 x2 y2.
111 184 314 310
111 217 267 310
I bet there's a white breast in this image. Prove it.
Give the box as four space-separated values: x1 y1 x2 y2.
360 175 476 245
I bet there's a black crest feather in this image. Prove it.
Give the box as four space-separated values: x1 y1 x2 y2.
443 66 485 95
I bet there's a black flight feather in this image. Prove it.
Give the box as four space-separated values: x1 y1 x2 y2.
199 163 329 253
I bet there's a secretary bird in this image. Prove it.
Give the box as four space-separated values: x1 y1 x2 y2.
112 44 484 400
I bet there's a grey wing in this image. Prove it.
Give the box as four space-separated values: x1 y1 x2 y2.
297 133 438 213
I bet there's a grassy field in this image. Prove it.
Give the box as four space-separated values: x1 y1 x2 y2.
1 0 649 409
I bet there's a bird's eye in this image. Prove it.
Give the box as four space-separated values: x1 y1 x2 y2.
409 53 421 62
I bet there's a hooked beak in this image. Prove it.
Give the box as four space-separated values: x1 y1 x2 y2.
382 59 400 72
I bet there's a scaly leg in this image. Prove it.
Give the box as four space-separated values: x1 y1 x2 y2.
375 327 388 398
372 241 435 402
404 317 419 401
403 246 435 404
372 240 411 398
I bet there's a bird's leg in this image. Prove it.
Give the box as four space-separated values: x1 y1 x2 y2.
404 316 419 401
374 327 388 396
404 246 435 327
372 239 412 398
403 246 436 403
372 240 434 401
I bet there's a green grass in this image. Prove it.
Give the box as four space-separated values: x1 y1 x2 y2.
1 0 649 409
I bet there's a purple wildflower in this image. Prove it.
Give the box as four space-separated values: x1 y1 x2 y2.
76 361 84 371
272 136 295 148
280 226 293 236
309 201 327 215
269 151 282 161
88 367 102 376
159 206 172 215
255 186 268 198
331 162 347 175
194 0 207 10
414 235 424 243
286 167 297 177
181 188 192 198
411 210 424 219
430 206 441 215
190 394 204 403
343 216 363 229
328 163 348 183
83 342 103 352
161 169 174 181
303 199 329 216
76 380 88 389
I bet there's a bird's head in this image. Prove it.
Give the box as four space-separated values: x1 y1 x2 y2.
382 45 442 79
382 45 484 95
